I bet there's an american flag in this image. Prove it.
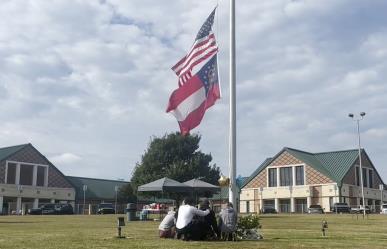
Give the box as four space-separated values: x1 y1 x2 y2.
172 8 218 87
167 8 221 135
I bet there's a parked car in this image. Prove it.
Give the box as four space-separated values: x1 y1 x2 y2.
28 203 74 215
97 203 115 214
380 204 387 214
261 206 277 214
351 205 371 214
308 205 324 214
56 204 74 214
331 203 351 213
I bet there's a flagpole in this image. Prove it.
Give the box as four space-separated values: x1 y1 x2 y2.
229 0 237 207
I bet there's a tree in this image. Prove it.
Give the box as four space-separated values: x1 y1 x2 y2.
118 183 137 203
131 132 220 193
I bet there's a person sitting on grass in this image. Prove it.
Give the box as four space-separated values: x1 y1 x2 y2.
176 197 209 241
158 207 176 239
218 202 237 241
196 198 220 240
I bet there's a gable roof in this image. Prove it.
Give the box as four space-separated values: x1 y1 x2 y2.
66 176 129 200
0 144 29 161
243 147 371 188
241 158 272 188
0 143 75 189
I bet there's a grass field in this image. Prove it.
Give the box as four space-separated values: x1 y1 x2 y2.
0 214 386 249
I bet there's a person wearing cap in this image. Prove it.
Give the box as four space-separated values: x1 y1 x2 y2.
197 197 220 240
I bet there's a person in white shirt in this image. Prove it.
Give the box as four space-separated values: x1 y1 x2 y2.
176 197 209 240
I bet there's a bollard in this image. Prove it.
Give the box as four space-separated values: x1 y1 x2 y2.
117 217 125 238
321 220 328 237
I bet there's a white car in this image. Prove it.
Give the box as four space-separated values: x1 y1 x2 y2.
381 204 387 214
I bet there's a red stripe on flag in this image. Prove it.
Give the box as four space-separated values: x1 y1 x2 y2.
204 84 221 109
166 76 203 112
175 42 218 76
172 33 216 72
176 84 221 135
178 101 206 135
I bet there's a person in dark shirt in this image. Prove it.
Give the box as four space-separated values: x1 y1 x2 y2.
196 197 220 240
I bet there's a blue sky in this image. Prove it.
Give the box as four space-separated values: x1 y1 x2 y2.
1 0 387 182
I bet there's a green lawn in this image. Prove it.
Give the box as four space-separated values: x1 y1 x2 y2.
0 214 386 249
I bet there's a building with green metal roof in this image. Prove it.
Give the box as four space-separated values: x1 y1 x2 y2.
0 144 75 214
240 147 387 214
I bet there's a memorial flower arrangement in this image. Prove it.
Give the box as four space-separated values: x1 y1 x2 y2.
236 214 263 240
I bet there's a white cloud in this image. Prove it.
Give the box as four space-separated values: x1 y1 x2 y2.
50 153 82 165
1 0 387 181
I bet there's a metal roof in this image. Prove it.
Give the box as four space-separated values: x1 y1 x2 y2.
243 147 370 188
0 144 29 161
66 176 129 200
241 157 272 188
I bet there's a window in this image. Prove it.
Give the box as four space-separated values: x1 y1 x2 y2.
268 168 277 187
280 167 293 186
20 164 33 185
295 166 304 185
6 163 16 184
362 168 367 187
36 166 46 187
246 201 250 213
355 167 360 186
368 169 373 188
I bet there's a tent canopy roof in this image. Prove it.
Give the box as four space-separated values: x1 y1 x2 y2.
137 177 191 192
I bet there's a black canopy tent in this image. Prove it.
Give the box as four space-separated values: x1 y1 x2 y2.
183 178 220 203
183 178 220 193
137 177 191 210
137 177 191 192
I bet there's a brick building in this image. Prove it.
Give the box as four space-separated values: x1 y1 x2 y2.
0 144 75 214
240 147 387 213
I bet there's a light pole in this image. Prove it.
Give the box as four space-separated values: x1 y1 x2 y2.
348 112 366 218
380 184 384 212
83 185 87 215
115 185 119 214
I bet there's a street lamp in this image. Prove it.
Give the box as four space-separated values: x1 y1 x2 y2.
83 185 87 215
115 185 119 214
348 112 366 218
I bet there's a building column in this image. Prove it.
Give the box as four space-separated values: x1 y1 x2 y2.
15 163 21 185
32 165 37 186
292 166 296 186
33 198 39 209
0 196 3 214
88 204 92 215
50 199 55 204
291 197 295 213
275 198 279 212
16 197 22 215
307 196 312 209
372 199 376 212
259 198 263 214
21 203 26 215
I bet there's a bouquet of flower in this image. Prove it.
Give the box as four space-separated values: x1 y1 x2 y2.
236 214 263 240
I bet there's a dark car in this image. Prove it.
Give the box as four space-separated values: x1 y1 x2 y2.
308 205 324 214
56 204 74 214
261 206 277 214
331 202 351 213
28 203 74 215
97 203 115 214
